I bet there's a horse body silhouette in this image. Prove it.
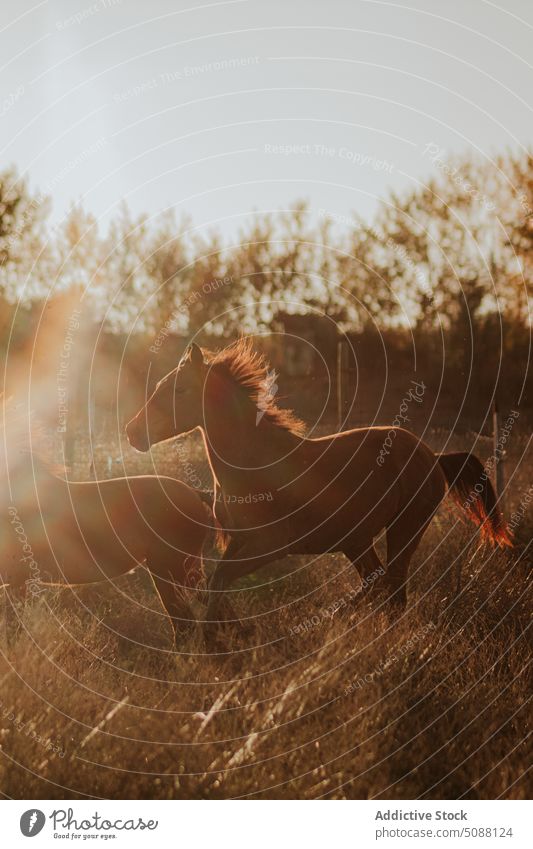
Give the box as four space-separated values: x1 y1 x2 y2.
1 403 208 635
126 340 511 623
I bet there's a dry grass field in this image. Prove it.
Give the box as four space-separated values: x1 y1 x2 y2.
0 428 531 800
2 0 533 809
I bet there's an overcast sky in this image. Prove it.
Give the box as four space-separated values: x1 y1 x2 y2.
1 0 532 240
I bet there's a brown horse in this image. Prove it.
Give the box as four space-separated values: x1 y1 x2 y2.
1 402 208 637
126 339 512 623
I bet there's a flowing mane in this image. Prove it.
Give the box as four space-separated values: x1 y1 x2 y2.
208 338 307 436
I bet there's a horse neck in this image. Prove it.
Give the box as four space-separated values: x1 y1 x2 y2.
201 390 299 487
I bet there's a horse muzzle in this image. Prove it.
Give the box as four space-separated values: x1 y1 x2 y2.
125 417 151 452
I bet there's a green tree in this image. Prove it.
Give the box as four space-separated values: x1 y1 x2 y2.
0 166 51 302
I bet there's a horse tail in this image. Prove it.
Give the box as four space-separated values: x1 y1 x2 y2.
438 452 513 548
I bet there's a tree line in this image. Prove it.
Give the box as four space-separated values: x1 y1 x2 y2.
0 148 531 418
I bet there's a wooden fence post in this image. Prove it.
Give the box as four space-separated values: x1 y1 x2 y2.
88 390 96 476
337 340 347 431
492 399 505 507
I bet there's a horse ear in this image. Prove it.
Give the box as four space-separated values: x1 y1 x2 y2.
187 342 204 368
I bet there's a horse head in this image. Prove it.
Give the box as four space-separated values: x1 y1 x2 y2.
126 343 207 451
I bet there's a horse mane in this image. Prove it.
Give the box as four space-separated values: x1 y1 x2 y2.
208 337 307 436
0 396 65 479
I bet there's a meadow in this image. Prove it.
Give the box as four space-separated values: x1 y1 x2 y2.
0 426 530 800
1 2 532 808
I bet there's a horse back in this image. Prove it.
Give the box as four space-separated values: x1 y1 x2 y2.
48 474 207 579
297 425 443 535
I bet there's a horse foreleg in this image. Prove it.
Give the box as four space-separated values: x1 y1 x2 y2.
151 572 197 643
205 537 287 630
205 535 246 624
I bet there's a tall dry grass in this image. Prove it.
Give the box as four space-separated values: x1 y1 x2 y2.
0 430 530 799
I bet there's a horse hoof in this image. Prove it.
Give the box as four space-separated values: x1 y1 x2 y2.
172 623 195 645
203 621 227 652
204 613 248 651
384 594 407 618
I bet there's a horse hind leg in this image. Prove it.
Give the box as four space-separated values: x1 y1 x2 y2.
342 541 385 602
384 507 434 610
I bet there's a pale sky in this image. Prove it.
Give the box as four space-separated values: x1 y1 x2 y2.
1 0 532 240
